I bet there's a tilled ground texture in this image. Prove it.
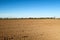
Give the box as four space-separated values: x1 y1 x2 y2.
0 19 60 40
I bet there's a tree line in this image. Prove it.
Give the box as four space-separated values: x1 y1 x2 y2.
0 17 57 20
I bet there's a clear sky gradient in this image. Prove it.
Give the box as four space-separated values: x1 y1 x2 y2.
0 0 60 18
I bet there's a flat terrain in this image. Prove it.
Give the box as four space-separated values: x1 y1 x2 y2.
0 19 60 40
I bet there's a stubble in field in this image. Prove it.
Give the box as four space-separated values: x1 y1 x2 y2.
0 19 60 40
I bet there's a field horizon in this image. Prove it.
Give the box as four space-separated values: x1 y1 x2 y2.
0 17 57 20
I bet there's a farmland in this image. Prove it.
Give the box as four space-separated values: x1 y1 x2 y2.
0 19 60 40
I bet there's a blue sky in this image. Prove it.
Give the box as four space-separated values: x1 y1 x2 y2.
0 0 60 18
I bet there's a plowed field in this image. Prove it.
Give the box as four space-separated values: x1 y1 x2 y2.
0 19 60 40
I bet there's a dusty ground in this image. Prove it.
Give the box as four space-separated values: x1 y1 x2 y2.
0 19 60 40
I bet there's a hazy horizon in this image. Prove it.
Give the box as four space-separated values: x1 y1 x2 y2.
0 0 60 18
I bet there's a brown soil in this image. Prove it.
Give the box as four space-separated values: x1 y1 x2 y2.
0 19 60 40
